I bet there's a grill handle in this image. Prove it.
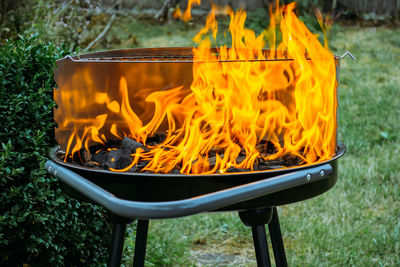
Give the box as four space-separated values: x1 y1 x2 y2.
45 161 332 219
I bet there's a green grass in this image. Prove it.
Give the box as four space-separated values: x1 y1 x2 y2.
115 24 400 267
93 18 202 50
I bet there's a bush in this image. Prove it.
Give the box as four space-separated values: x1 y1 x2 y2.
0 34 111 266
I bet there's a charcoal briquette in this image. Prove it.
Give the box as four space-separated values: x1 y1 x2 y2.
137 160 150 170
121 137 143 154
169 169 181 174
92 150 110 168
235 156 246 164
226 167 248 172
107 149 132 169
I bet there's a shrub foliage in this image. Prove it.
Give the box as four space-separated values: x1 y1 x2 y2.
0 34 110 266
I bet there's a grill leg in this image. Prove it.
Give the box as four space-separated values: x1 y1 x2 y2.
268 207 288 267
109 222 127 267
252 225 272 267
239 208 273 267
133 219 149 267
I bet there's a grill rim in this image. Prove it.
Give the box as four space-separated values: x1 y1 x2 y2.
59 47 339 63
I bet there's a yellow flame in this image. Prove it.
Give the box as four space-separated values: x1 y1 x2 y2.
59 2 337 174
173 0 201 22
172 6 182 20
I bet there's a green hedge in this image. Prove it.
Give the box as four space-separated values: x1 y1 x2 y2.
0 34 110 266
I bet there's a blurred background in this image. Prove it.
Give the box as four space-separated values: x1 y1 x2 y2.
1 0 399 50
0 0 399 266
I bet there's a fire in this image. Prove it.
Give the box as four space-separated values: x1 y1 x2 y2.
55 2 338 174
173 0 201 22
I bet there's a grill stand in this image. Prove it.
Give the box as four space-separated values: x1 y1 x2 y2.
45 153 343 267
109 222 127 267
268 207 288 266
240 208 274 267
133 219 149 267
109 207 287 267
239 207 288 267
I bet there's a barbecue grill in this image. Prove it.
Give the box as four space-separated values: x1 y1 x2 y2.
45 48 354 267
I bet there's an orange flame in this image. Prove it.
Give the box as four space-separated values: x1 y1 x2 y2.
173 0 201 22
56 2 338 174
172 6 182 20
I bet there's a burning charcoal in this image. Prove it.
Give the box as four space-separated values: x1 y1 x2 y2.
146 134 166 145
256 144 264 153
169 169 181 174
154 133 166 143
281 154 302 167
71 151 83 164
235 156 246 164
256 140 277 155
137 160 150 170
257 163 282 170
121 137 143 154
208 154 224 166
107 150 118 169
108 149 132 169
117 157 132 169
86 164 103 170
257 159 283 170
92 150 110 169
126 166 138 173
209 147 224 156
208 151 216 158
226 167 248 173
82 150 91 163
87 161 100 168
266 141 277 154
208 156 217 166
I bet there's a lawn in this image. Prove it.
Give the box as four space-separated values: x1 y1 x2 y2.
105 20 400 267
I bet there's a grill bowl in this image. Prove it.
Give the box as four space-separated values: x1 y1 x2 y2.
49 142 345 211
